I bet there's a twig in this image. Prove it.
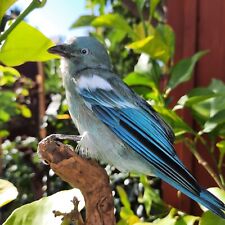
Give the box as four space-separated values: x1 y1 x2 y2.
184 138 224 190
195 134 224 187
0 0 46 43
38 135 116 225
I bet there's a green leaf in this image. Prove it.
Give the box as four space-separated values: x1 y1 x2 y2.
199 211 225 225
117 186 140 225
150 0 160 18
123 71 161 100
177 88 216 108
153 208 177 225
175 215 199 225
156 24 175 58
133 23 155 40
217 140 225 155
133 0 145 12
19 105 32 118
0 90 18 120
0 0 17 23
117 186 131 209
108 29 127 48
202 109 225 133
3 189 84 225
0 21 58 66
120 208 140 224
70 15 96 28
153 106 193 137
126 30 172 63
177 79 225 128
168 51 208 90
91 14 136 39
0 179 18 207
0 109 10 122
134 208 177 225
0 130 9 137
217 140 225 169
0 65 20 86
124 72 154 88
139 175 163 216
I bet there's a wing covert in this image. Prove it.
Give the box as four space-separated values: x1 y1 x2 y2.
75 73 200 195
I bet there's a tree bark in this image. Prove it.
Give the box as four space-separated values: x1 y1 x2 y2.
38 136 116 225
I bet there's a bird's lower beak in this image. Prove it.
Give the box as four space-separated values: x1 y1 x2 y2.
48 44 71 58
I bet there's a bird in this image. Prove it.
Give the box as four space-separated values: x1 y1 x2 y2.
48 36 225 219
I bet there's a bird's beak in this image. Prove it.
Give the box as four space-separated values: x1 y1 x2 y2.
48 44 71 58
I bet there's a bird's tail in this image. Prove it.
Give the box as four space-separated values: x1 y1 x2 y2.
198 189 225 219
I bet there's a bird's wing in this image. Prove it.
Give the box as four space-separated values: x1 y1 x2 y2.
75 73 200 195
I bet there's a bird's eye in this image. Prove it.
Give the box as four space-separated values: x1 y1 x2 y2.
80 48 89 55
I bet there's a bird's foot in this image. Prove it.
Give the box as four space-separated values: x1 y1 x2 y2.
75 144 90 159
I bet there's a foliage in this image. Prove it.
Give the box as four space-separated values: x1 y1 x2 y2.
0 21 58 66
0 0 225 225
2 189 84 225
0 179 18 207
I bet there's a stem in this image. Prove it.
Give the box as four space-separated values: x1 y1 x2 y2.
140 13 148 37
184 138 224 190
0 0 44 43
195 134 225 185
137 5 148 37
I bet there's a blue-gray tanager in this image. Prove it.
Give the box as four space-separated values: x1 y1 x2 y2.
48 36 225 218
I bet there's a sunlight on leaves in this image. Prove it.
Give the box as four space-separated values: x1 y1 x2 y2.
0 65 20 86
0 21 58 66
134 208 177 225
92 13 136 39
175 215 199 225
19 104 32 118
3 189 84 225
127 35 170 62
0 179 18 207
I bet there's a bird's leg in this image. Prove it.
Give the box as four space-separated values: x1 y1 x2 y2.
42 133 91 159
74 132 91 159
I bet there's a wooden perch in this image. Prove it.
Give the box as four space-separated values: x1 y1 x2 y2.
38 135 116 225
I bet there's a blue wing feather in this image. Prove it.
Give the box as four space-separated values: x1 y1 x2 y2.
79 85 199 192
76 77 225 218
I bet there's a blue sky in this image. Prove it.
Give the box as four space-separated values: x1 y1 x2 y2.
14 0 90 38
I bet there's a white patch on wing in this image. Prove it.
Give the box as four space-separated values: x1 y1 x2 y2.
77 75 113 91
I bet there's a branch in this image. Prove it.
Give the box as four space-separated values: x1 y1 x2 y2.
0 0 46 43
184 138 225 190
38 135 116 225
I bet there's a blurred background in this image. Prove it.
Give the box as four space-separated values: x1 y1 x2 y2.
1 0 225 224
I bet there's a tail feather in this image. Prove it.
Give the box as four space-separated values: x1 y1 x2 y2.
199 189 225 218
156 169 225 219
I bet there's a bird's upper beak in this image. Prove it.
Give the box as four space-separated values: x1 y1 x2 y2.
48 44 71 58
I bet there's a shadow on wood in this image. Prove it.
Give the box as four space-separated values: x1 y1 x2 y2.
38 135 116 225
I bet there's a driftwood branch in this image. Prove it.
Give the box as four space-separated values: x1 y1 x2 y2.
38 136 116 225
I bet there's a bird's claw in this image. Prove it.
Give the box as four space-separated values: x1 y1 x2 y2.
75 144 90 159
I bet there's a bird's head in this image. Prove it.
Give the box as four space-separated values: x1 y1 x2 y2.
48 36 112 73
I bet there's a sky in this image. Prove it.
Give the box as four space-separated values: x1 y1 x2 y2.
14 0 90 39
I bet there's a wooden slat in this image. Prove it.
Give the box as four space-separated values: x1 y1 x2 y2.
192 0 225 215
165 0 198 214
166 0 225 216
